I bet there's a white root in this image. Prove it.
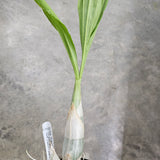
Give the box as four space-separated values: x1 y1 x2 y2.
26 150 37 160
50 145 60 160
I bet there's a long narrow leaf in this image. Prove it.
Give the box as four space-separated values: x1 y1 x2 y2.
78 0 109 78
35 0 80 79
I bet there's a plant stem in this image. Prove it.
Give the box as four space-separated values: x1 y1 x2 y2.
62 78 84 160
72 79 81 108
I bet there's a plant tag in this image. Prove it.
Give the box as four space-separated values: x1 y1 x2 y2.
42 121 54 160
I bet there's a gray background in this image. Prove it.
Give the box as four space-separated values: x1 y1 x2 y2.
0 0 160 160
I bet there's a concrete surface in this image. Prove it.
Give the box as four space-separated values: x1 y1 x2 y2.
0 0 160 160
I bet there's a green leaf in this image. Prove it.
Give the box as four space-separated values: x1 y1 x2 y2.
78 0 109 78
34 0 80 79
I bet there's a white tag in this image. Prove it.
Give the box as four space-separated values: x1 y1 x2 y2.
42 121 54 160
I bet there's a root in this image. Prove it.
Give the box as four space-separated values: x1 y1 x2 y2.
26 150 37 160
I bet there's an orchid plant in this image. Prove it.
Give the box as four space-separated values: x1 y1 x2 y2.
34 0 108 159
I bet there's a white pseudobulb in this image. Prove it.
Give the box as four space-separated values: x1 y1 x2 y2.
64 103 84 139
62 103 84 160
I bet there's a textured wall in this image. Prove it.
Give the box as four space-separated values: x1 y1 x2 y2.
0 0 160 160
